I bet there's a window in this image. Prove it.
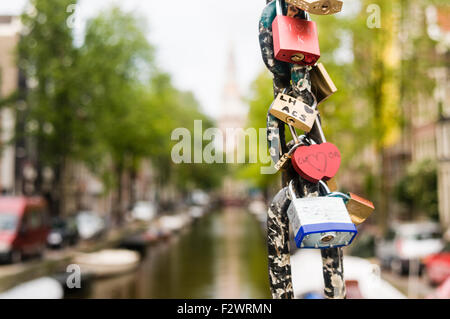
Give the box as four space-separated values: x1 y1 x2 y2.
28 210 42 229
0 213 18 231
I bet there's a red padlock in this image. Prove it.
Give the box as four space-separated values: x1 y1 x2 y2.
272 0 320 65
291 142 341 183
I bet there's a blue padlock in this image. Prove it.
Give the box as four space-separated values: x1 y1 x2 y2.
286 180 357 249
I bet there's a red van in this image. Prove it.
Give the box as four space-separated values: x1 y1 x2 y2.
0 197 50 263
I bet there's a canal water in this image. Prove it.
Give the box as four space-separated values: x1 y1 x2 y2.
75 209 271 298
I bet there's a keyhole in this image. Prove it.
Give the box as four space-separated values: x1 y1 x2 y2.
320 233 335 243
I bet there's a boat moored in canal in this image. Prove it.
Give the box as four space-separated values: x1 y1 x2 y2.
73 249 140 278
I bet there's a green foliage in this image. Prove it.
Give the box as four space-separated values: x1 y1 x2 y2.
18 0 81 166
236 70 278 192
16 1 225 216
395 159 439 220
245 1 445 224
78 7 155 184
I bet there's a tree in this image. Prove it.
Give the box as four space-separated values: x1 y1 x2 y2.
17 3 225 222
18 0 82 215
80 10 226 220
395 159 439 220
237 70 278 197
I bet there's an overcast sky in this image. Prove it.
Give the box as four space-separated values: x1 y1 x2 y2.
0 0 361 119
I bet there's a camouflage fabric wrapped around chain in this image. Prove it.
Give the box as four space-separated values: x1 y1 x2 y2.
321 246 346 298
260 0 346 300
267 186 293 299
258 1 291 84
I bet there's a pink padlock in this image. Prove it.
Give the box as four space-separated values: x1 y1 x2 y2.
272 0 320 66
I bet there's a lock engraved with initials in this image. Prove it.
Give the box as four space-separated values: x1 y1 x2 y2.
269 93 318 132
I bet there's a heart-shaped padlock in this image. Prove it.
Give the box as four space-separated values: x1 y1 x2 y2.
291 142 341 183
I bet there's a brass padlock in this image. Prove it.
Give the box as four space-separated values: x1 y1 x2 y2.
269 93 318 132
274 125 306 171
275 153 292 171
327 177 338 192
310 63 337 105
274 138 305 171
346 193 375 226
285 0 343 15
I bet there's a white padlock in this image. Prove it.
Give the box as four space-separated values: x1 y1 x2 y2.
287 181 357 249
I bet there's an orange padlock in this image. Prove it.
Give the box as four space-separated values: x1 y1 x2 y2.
272 0 320 65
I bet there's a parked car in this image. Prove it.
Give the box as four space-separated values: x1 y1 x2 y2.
0 197 50 264
376 222 444 275
47 216 79 249
424 242 450 285
131 201 157 222
426 276 450 299
76 211 106 240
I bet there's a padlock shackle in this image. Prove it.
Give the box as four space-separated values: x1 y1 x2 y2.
287 136 308 155
318 180 331 196
288 124 300 145
288 180 299 200
328 192 350 202
314 116 327 143
275 0 284 16
304 11 311 21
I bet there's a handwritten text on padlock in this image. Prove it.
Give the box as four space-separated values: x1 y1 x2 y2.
270 93 318 132
291 143 341 183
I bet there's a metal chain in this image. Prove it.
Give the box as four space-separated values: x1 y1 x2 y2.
261 0 346 299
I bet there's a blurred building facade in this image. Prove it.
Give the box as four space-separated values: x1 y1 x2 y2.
0 16 20 195
338 5 450 235
433 6 450 237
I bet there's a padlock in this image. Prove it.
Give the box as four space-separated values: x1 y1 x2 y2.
346 193 375 226
287 181 357 249
269 93 318 132
272 0 320 65
327 177 338 192
291 142 341 183
321 183 375 226
310 63 337 105
274 125 306 171
285 0 343 15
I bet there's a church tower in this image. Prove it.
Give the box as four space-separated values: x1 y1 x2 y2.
216 46 249 205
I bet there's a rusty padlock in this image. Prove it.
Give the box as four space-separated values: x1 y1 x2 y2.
285 0 343 15
272 0 320 65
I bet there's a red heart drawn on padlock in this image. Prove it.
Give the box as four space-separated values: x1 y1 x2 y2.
291 143 341 183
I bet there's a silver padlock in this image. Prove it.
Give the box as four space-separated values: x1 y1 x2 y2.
287 181 357 249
